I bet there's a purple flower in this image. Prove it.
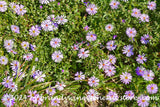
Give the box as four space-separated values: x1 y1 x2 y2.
40 5 43 9
29 25 40 37
16 4 27 15
21 41 29 50
126 27 137 38
108 54 116 64
46 87 56 96
0 56 8 65
71 44 79 50
140 14 149 22
32 94 43 105
84 25 89 31
122 19 125 23
55 82 66 91
157 63 160 68
131 8 141 18
86 4 98 15
87 89 99 102
51 51 63 62
11 25 20 33
148 1 156 10
142 70 154 81
74 71 85 81
147 84 158 94
110 0 120 9
50 38 61 48
137 95 150 107
88 76 99 87
98 59 111 70
106 91 119 102
41 20 53 31
104 65 116 77
113 35 117 39
51 98 60 106
122 45 134 57
106 40 117 51
1 93 15 107
86 31 97 42
141 34 150 44
78 48 89 59
136 54 147 64
120 72 132 84
56 15 68 25
30 44 36 51
2 76 13 88
4 39 14 50
10 60 20 72
124 90 134 100
135 66 146 76
105 24 114 31
23 53 33 61
0 1 7 12
28 90 37 101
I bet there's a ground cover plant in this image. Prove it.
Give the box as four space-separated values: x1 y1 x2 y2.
0 0 160 106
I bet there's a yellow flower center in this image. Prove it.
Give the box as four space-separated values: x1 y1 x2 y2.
0 5 3 7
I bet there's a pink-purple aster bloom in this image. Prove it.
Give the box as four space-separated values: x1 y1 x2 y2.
136 66 146 76
78 48 89 59
2 76 13 88
0 56 8 65
120 72 132 84
122 45 134 57
146 84 158 94
104 65 116 77
105 24 114 31
23 53 33 61
74 71 85 81
110 0 120 9
50 38 61 48
124 90 135 100
86 31 97 42
16 4 27 15
29 25 40 37
87 89 99 102
98 59 111 70
88 76 99 87
141 34 150 44
55 82 66 91
84 25 89 31
0 1 7 12
71 44 79 50
32 94 43 105
51 98 60 106
106 91 119 102
56 15 68 25
86 4 98 15
51 51 63 62
136 54 147 64
106 40 117 51
46 87 56 96
137 95 150 107
126 27 137 38
131 8 141 18
142 70 154 81
1 93 15 107
11 25 20 33
4 39 14 50
41 20 53 31
148 1 156 10
108 54 116 64
140 14 149 22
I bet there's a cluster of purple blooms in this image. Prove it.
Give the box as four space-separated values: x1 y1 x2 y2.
0 0 159 107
